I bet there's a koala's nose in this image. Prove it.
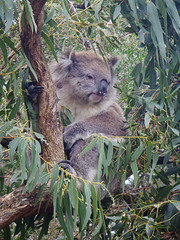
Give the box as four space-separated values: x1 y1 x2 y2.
98 79 108 96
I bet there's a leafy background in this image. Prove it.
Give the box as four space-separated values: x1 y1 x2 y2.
0 0 180 239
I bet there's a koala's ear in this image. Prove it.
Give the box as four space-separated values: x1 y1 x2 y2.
64 50 76 64
109 56 119 67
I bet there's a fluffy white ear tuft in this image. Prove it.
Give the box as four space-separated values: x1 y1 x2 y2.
50 52 74 89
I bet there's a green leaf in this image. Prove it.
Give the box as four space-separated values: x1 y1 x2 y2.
92 205 103 236
95 0 103 20
105 140 113 166
155 185 174 202
22 0 37 32
176 38 180 63
26 157 38 186
19 138 29 181
169 126 179 136
128 0 148 34
38 213 52 240
80 137 98 157
9 97 21 120
145 143 152 171
0 122 15 137
4 0 13 33
81 183 91 231
3 35 18 53
147 2 166 61
44 9 55 24
29 163 45 192
164 0 180 35
61 0 71 21
154 170 169 185
49 164 59 191
0 145 2 161
149 152 159 183
53 182 58 221
9 137 22 166
34 140 41 167
22 50 38 80
113 4 121 20
130 160 138 188
91 184 98 227
97 139 104 180
0 38 8 65
38 172 50 185
64 193 74 238
41 31 58 62
172 200 180 211
131 142 144 161
56 203 73 240
68 178 78 222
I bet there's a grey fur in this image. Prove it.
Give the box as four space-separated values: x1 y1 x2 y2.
50 51 127 190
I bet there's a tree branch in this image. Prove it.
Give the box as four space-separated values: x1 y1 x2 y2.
0 185 52 230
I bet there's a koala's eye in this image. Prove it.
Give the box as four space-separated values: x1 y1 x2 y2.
87 74 94 80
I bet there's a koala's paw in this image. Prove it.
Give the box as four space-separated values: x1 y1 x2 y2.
63 124 77 150
26 81 44 102
59 160 77 176
63 122 86 150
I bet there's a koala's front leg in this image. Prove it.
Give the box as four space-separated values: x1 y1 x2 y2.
63 121 90 150
60 139 99 188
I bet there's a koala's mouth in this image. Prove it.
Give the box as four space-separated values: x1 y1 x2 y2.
89 93 103 103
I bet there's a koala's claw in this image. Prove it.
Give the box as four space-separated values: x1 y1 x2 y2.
26 81 44 102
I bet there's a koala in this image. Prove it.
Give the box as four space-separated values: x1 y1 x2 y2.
50 51 128 191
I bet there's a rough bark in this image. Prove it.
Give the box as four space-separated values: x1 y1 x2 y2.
0 0 64 230
20 0 64 164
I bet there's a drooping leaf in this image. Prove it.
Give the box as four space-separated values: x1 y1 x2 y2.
49 164 59 191
3 35 18 53
80 137 98 157
0 38 8 65
149 152 159 183
22 0 37 33
95 0 103 20
68 177 78 223
41 31 58 62
91 184 98 227
113 4 121 20
9 97 21 120
147 2 166 61
81 183 91 231
57 202 73 240
164 0 180 35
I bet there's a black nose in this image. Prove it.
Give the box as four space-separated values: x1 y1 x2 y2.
98 79 108 96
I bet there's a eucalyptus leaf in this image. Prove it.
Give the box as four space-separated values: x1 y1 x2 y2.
147 2 166 61
81 183 91 231
0 38 8 65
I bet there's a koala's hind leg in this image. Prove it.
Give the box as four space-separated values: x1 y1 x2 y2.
60 139 99 188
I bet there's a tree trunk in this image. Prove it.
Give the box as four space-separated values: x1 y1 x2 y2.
20 0 64 164
0 0 64 230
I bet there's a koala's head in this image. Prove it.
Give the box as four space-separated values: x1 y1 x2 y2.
50 51 118 117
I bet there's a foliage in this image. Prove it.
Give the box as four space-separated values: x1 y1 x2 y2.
0 0 180 239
